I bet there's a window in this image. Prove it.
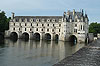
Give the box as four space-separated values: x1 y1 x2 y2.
52 29 54 32
59 29 60 32
37 24 38 26
47 29 49 32
13 28 15 30
47 19 50 22
81 25 82 30
36 28 38 31
30 28 32 31
53 24 54 27
19 23 21 26
14 23 15 26
31 23 32 26
16 19 19 22
47 24 49 26
59 24 61 27
25 23 27 26
52 19 55 22
41 29 43 31
42 24 44 26
74 29 77 33
36 19 40 22
83 26 85 30
75 24 77 27
25 28 26 31
27 19 29 22
19 28 20 31
22 19 24 22
33 19 34 22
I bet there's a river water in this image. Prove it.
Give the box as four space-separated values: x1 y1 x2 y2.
0 39 85 66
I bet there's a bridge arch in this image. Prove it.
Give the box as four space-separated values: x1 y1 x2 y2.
33 33 40 40
22 32 29 40
55 34 59 41
10 32 18 39
69 35 77 43
45 33 51 40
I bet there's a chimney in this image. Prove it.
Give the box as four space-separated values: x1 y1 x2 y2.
73 9 75 15
11 12 15 19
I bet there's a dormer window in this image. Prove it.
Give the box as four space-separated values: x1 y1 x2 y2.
15 19 19 22
52 19 56 22
47 19 50 22
22 19 24 22
36 19 40 22
30 18 33 22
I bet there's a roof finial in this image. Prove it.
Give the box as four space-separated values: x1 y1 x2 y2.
82 9 84 16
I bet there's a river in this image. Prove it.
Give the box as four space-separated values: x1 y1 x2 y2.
0 39 85 66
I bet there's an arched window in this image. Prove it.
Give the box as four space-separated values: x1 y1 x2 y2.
47 24 49 26
59 29 60 32
47 29 49 32
37 24 38 26
41 29 43 31
13 28 15 30
25 28 26 31
31 23 32 26
42 24 44 26
36 28 38 31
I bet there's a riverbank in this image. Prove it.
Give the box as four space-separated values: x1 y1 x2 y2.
53 39 100 66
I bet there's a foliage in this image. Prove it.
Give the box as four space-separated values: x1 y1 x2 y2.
89 22 100 36
0 11 10 32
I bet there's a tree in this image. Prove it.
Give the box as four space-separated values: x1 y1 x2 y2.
0 11 10 32
89 22 100 37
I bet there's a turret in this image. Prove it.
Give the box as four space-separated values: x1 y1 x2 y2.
63 12 66 18
85 13 89 22
82 9 84 16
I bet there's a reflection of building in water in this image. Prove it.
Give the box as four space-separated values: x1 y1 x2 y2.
4 39 85 65
5 9 89 43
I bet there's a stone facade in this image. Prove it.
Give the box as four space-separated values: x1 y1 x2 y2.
5 9 89 43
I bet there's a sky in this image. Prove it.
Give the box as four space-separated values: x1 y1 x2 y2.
0 0 100 23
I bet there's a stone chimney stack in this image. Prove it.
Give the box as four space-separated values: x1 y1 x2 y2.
11 12 15 19
73 9 75 16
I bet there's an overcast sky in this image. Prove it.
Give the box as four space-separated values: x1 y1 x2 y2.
0 0 100 23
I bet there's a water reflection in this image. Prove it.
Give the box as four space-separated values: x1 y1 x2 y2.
0 39 85 66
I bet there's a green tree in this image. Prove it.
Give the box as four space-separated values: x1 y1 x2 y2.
89 22 100 36
0 11 10 32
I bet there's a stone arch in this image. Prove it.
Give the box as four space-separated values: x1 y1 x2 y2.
33 33 40 40
55 34 59 41
22 32 29 40
45 33 51 40
10 32 18 39
69 35 77 43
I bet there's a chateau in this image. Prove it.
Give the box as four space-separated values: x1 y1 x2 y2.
5 9 89 43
